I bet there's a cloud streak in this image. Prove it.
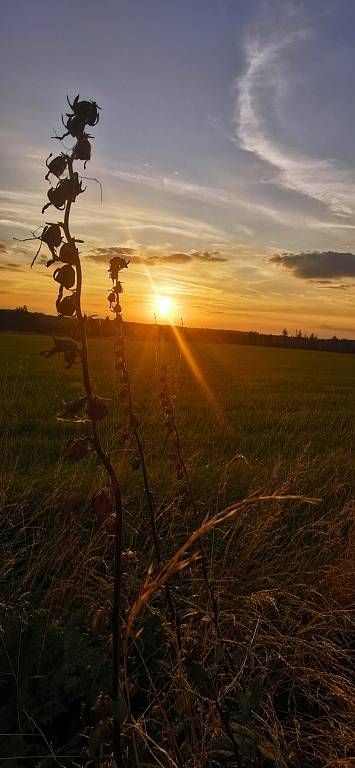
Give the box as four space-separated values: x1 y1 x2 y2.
234 23 355 217
86 247 227 267
270 251 355 280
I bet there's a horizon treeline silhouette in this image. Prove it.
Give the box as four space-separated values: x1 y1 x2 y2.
1 306 355 354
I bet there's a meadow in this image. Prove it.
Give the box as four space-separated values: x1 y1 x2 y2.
1 331 354 766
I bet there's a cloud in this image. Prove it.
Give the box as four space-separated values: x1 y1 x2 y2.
86 246 227 267
234 23 355 217
85 246 136 264
269 251 355 280
135 250 227 265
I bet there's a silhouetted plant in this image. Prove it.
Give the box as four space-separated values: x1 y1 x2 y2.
28 94 125 766
108 257 182 650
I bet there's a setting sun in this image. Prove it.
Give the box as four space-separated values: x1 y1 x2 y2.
155 295 173 317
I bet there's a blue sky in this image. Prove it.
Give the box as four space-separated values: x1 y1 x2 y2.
2 0 355 334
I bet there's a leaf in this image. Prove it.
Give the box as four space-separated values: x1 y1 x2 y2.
186 658 215 699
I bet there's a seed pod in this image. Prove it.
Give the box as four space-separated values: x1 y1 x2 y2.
42 223 62 250
31 223 63 267
88 395 109 420
53 264 76 289
67 94 100 126
45 153 67 181
42 175 85 214
59 395 87 417
108 291 116 308
74 133 91 166
64 436 92 461
63 113 86 138
108 256 129 281
91 487 113 516
56 293 77 317
59 241 78 264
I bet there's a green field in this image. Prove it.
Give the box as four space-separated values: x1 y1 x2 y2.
1 332 354 765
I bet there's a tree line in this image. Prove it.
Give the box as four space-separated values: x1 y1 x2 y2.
1 307 355 354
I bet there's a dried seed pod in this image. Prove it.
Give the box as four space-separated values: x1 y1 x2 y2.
42 223 62 249
108 256 129 281
68 94 100 126
62 113 86 139
64 436 92 461
42 183 67 213
73 133 91 166
42 336 80 362
42 174 85 214
31 223 63 267
91 487 113 516
56 293 77 317
45 153 67 181
59 395 87 417
59 241 78 264
53 264 76 289
88 395 109 420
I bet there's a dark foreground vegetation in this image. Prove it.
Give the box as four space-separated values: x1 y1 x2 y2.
1 332 354 767
2 307 355 355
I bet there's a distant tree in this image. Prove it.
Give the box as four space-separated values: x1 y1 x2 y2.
16 304 28 312
282 328 288 337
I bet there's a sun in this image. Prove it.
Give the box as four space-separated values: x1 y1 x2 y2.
155 295 173 317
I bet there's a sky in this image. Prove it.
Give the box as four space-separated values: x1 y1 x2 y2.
2 0 355 335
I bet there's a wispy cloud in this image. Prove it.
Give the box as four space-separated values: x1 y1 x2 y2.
234 21 355 217
86 246 227 266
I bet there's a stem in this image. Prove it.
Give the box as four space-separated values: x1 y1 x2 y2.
64 154 124 767
113 312 182 650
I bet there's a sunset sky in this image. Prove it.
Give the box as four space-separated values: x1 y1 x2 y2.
2 0 355 335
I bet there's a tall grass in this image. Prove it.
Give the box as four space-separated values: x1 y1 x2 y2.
1 334 354 765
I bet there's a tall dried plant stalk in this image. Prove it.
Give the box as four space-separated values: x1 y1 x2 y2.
108 263 182 650
28 95 124 766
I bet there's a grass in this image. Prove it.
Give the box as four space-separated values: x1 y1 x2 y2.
1 332 354 766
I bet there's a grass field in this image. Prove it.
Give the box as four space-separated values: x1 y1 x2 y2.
1 332 354 766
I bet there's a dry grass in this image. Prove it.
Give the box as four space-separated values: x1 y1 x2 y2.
1 333 354 766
